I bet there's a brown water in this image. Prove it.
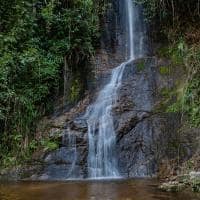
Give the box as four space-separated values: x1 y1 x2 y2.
0 179 199 200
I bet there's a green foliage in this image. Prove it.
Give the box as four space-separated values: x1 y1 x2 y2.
169 40 187 65
157 47 170 58
134 0 158 22
136 60 145 71
40 138 59 151
160 88 172 98
164 43 200 127
135 0 200 25
0 0 104 168
157 41 199 128
192 179 200 192
157 40 187 65
183 47 200 127
159 66 170 75
70 79 81 103
167 101 182 113
186 160 195 171
2 156 17 168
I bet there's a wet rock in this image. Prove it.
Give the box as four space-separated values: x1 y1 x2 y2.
159 171 200 193
117 118 157 177
159 181 186 192
68 119 88 133
114 57 183 177
190 171 200 180
37 164 85 180
115 58 159 177
38 132 88 180
44 146 86 165
0 165 43 181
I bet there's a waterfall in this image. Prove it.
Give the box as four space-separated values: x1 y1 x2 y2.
62 128 77 178
85 0 146 178
127 0 134 59
86 63 125 178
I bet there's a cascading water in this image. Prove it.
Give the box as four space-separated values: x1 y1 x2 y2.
62 128 77 178
85 0 147 178
86 63 125 178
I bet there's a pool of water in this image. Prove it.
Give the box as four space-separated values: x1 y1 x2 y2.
0 179 199 200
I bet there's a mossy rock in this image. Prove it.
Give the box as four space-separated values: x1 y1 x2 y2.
156 46 170 58
159 181 186 192
159 66 170 75
192 179 200 192
190 172 200 192
136 60 145 72
160 88 172 98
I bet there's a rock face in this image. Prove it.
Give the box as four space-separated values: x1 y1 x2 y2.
34 56 181 180
115 59 157 177
35 121 88 180
114 58 178 177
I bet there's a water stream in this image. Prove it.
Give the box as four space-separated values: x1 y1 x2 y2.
62 129 77 178
85 0 146 178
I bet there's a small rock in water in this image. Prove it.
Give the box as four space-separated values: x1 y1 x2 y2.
39 174 49 180
189 171 200 180
159 181 186 192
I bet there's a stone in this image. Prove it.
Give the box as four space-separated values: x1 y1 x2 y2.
190 171 200 180
159 181 186 192
115 58 166 177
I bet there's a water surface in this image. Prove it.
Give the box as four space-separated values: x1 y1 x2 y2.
0 179 199 200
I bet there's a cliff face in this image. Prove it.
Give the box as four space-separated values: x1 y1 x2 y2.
35 57 186 180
